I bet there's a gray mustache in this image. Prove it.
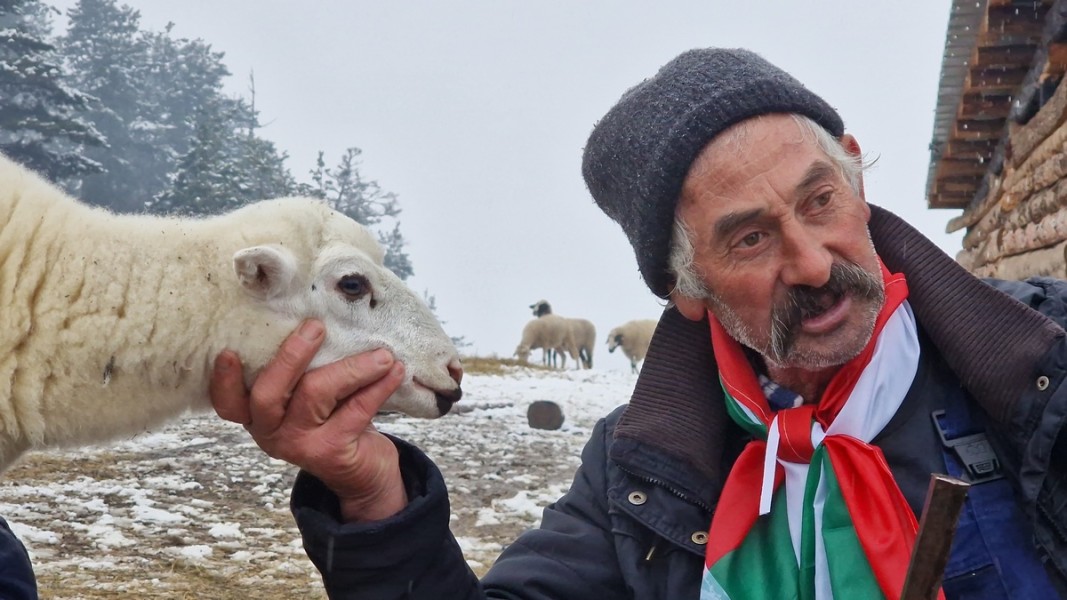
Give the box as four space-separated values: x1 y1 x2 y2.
769 262 884 360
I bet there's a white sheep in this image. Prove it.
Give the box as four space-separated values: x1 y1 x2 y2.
607 319 658 374
514 315 573 369
567 318 596 369
529 300 595 369
0 154 463 472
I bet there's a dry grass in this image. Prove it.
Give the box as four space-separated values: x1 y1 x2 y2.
460 355 548 376
34 562 324 600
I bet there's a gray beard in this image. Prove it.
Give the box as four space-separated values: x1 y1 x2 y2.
708 260 885 369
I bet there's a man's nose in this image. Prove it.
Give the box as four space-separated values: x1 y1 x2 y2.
779 224 832 288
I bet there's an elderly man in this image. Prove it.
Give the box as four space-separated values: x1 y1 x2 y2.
210 49 1067 599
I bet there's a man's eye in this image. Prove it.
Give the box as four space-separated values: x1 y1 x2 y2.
739 232 763 247
814 191 833 207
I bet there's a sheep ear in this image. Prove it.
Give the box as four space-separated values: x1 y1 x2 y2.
233 245 298 299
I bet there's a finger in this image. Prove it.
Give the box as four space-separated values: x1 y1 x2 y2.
247 320 325 430
285 349 396 428
324 361 406 439
210 351 251 424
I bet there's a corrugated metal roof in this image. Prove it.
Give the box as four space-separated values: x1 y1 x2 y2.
926 0 989 201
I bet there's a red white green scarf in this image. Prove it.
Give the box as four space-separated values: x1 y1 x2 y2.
701 263 937 600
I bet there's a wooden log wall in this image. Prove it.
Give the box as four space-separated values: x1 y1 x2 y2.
956 74 1067 280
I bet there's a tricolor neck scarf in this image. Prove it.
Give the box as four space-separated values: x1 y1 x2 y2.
700 262 932 600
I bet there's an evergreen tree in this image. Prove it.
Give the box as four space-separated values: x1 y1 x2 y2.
138 25 230 170
149 97 293 216
60 1 238 212
422 290 469 349
237 134 295 202
300 148 400 225
230 76 294 203
378 223 414 280
297 148 412 279
59 0 152 210
0 0 102 184
149 99 242 215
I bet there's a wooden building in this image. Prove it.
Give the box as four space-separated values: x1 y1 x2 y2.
927 0 1067 278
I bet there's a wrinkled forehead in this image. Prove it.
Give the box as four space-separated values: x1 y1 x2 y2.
679 115 839 209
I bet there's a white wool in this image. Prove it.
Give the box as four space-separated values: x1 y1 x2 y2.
606 319 658 374
564 318 596 370
514 315 571 368
0 155 461 471
526 300 595 370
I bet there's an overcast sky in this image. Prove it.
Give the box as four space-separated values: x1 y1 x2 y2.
50 1 958 370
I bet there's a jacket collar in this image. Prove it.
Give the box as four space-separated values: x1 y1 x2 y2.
611 204 1065 500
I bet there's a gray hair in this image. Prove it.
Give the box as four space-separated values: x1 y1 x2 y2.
667 114 868 301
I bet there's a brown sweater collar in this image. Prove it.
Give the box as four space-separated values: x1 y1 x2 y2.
614 204 1064 485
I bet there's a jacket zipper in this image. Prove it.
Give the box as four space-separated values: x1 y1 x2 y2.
618 466 714 562
618 465 715 513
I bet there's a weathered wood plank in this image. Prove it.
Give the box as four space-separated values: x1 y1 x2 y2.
931 193 976 210
991 119 1067 210
1038 42 1067 81
998 209 1067 257
944 138 999 160
975 43 1039 67
937 158 989 180
1006 178 1067 229
936 179 984 194
967 66 1029 91
969 239 1067 280
1009 77 1067 167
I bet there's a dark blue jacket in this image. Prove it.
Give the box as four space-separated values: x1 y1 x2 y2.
290 206 1067 599
0 517 37 600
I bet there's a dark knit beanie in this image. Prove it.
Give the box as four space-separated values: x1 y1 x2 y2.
582 48 844 298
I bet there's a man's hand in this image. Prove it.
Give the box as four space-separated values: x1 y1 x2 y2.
210 319 409 522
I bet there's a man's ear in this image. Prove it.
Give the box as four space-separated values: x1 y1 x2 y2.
671 292 708 322
840 133 866 200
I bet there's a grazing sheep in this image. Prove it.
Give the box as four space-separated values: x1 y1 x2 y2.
567 318 596 369
514 315 574 369
529 300 595 369
0 154 463 472
607 319 658 374
528 299 558 366
530 299 552 318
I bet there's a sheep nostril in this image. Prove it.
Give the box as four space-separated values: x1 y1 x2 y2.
447 358 464 385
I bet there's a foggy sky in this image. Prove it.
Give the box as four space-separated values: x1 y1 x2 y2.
50 1 957 371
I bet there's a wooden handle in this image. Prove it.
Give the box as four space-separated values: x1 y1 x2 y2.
900 473 970 600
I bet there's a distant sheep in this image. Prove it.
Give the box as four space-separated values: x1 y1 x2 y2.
567 319 596 369
607 319 658 374
530 299 552 318
528 299 559 366
0 155 463 471
514 315 574 369
529 299 595 369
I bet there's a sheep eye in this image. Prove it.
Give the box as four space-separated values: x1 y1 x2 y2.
337 274 371 301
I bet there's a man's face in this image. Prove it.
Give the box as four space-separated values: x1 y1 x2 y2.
672 115 884 370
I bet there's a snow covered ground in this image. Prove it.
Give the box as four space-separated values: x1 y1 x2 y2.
0 363 638 599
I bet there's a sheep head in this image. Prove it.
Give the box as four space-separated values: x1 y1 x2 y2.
514 343 532 364
231 204 462 419
529 299 552 317
607 328 623 353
